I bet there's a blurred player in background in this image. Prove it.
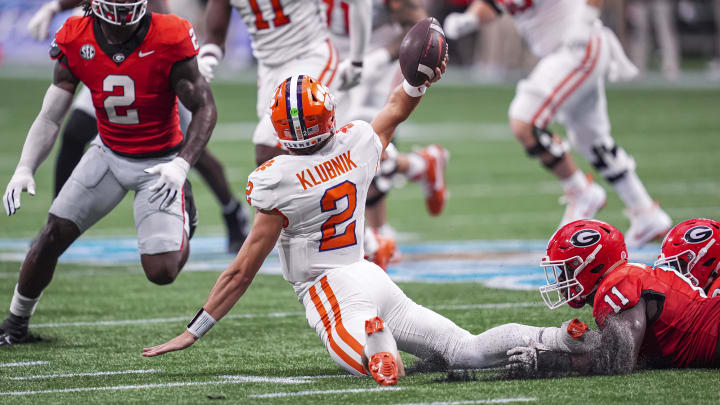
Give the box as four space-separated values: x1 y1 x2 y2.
444 0 671 247
0 0 216 345
27 0 249 253
507 219 720 376
142 69 600 386
656 218 720 298
198 0 372 167
327 0 450 258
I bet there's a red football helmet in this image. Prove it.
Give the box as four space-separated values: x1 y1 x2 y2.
655 218 720 289
540 220 628 309
91 0 147 26
270 75 336 150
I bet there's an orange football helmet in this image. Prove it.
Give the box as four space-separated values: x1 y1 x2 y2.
270 75 336 150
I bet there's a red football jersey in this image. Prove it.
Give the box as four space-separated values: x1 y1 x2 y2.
51 13 199 156
593 262 720 368
709 278 720 298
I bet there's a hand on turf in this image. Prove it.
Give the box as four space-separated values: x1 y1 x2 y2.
3 167 36 216
144 157 190 211
27 0 61 40
142 330 197 357
336 59 363 91
505 337 546 375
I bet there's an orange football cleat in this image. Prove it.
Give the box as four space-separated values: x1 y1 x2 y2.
373 233 396 271
416 145 449 216
368 352 398 386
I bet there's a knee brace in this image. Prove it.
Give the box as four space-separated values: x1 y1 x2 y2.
525 126 568 169
590 142 636 184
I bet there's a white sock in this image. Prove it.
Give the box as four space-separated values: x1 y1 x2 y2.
562 170 589 194
364 318 398 359
406 153 427 180
612 171 653 212
9 284 42 317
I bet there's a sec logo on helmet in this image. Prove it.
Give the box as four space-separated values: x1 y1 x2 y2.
684 226 713 244
570 229 601 247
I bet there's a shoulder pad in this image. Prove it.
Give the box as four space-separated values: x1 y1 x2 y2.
54 16 92 46
246 158 284 211
152 14 195 45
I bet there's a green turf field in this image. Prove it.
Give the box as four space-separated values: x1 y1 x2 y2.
0 77 719 403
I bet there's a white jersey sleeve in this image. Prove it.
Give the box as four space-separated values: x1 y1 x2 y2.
230 0 330 66
245 120 382 295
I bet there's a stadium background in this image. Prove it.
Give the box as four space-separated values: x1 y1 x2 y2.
0 0 719 403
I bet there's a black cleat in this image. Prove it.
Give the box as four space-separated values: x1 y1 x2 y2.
184 180 199 240
0 314 41 347
224 201 249 254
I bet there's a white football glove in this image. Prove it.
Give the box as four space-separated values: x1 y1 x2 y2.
506 337 547 374
336 60 363 91
198 44 223 83
27 0 61 41
3 167 36 216
443 12 480 40
144 157 190 211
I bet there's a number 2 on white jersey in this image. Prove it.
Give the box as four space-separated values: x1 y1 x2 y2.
103 75 139 125
319 181 357 251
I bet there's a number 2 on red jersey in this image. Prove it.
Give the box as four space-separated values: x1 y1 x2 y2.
248 0 290 30
319 181 357 251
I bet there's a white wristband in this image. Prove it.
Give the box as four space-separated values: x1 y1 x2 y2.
187 308 217 338
199 43 224 60
402 79 427 97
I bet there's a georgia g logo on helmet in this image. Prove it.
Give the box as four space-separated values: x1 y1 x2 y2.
684 226 713 244
570 229 602 247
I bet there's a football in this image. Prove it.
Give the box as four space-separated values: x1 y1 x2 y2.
399 17 448 87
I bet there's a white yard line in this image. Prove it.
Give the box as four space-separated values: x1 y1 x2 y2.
398 398 537 405
0 381 227 397
250 387 403 398
0 361 48 368
8 369 160 381
30 302 539 329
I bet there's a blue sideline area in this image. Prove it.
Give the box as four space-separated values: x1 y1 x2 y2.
0 237 661 290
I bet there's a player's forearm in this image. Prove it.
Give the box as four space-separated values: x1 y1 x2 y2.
17 85 74 174
178 104 216 166
203 213 282 320
204 0 232 52
345 0 372 63
371 85 421 149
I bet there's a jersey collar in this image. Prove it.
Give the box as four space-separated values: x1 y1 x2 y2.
93 13 152 66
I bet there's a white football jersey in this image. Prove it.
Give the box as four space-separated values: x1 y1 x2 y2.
327 0 401 58
491 0 582 57
230 0 329 66
246 120 382 297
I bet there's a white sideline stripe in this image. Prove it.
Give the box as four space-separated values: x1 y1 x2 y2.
398 398 537 405
250 387 403 398
0 361 49 368
30 303 539 329
219 374 354 384
8 369 160 381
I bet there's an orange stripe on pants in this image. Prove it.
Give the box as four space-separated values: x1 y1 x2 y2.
309 279 365 375
320 277 364 355
318 40 338 87
530 38 597 127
